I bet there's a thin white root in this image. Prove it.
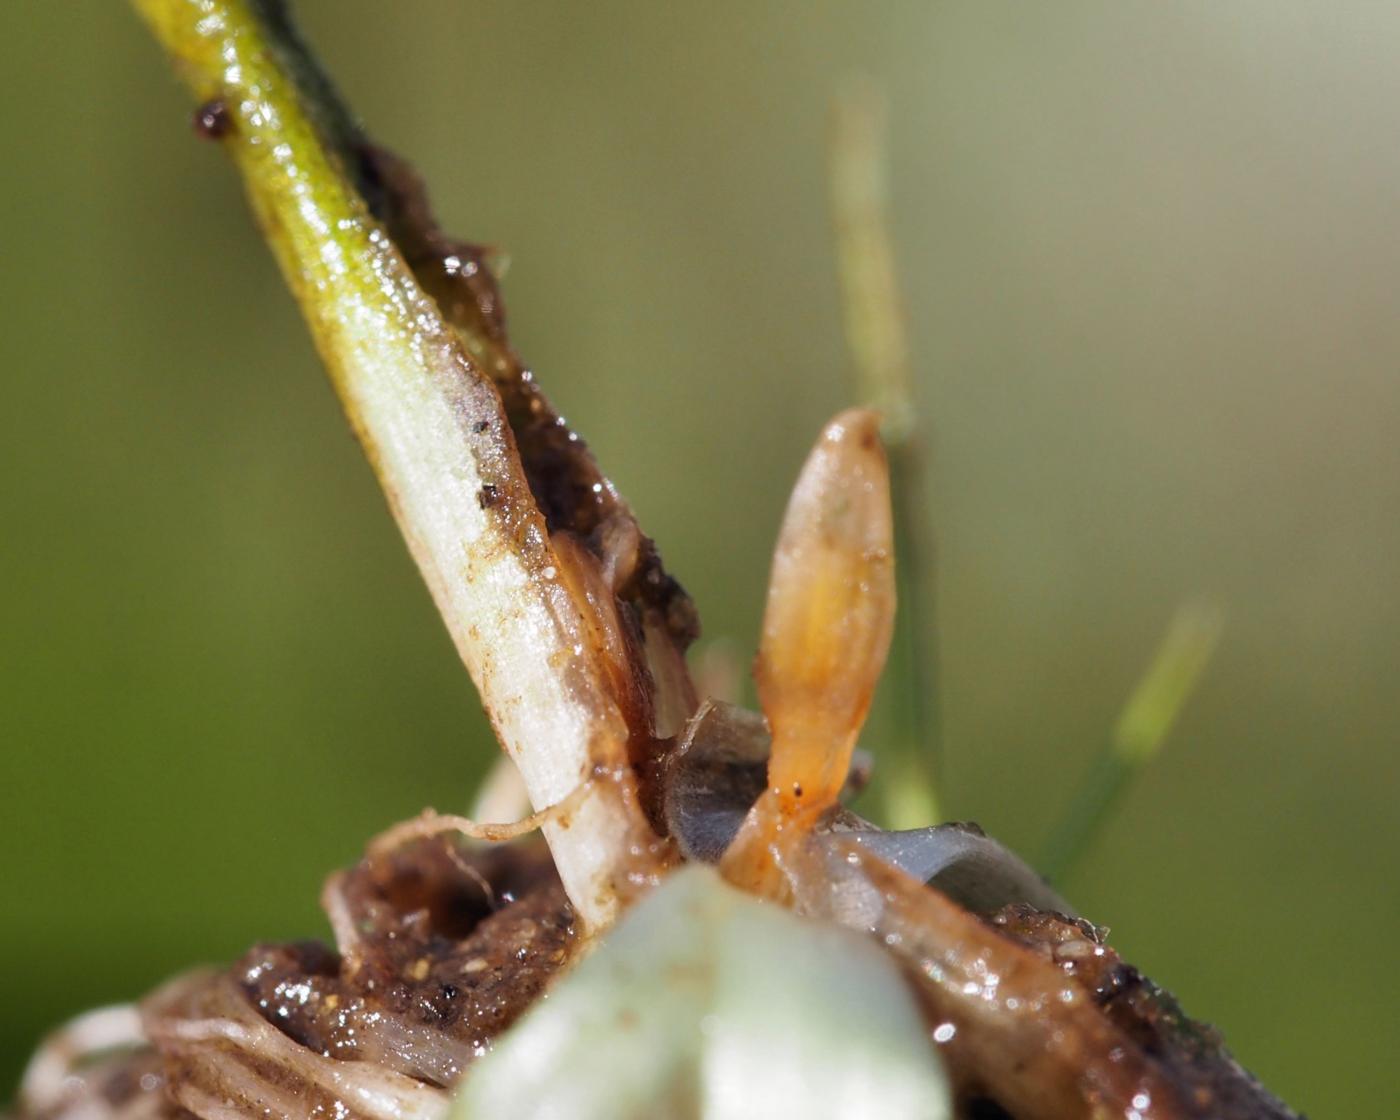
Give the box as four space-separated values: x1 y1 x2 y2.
442 846 499 911
327 786 589 967
368 784 591 858
320 872 363 965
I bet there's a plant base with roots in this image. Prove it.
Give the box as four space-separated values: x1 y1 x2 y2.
14 824 1293 1120
9 2 1301 1117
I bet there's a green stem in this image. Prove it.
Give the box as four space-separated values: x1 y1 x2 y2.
829 80 942 826
1041 601 1224 883
129 0 661 930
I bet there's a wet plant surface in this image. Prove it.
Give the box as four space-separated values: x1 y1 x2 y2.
2 0 1400 1114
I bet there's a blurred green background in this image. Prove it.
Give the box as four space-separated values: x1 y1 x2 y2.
3 2 1398 1115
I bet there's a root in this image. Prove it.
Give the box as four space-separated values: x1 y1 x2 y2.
368 784 590 857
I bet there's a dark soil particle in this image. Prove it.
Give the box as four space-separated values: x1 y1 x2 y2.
191 99 232 139
237 837 577 1071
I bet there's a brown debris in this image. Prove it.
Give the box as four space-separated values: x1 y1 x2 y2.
110 837 574 1120
985 905 1297 1120
354 143 701 661
11 832 1297 1120
241 837 573 1081
129 837 570 1120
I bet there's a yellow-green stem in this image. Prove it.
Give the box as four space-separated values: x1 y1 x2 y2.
829 80 942 826
130 0 660 929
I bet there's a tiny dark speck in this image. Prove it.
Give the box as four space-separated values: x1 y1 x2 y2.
473 419 490 433
477 484 500 509
439 983 459 1001
193 99 233 140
